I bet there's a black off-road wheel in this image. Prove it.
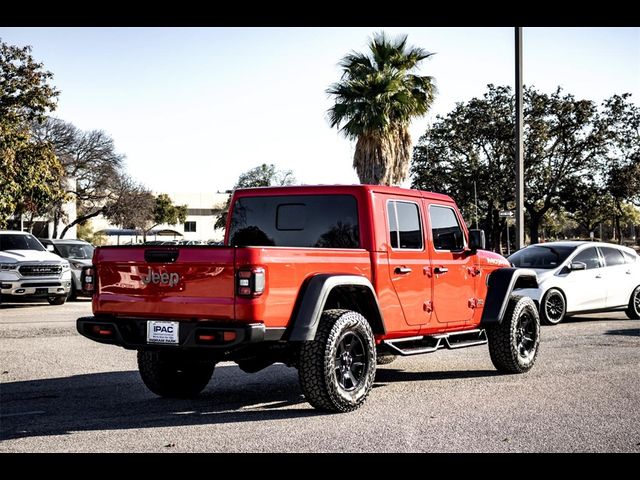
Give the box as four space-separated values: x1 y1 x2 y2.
47 295 66 305
487 295 540 373
626 285 640 320
137 350 214 398
540 288 566 325
298 309 376 413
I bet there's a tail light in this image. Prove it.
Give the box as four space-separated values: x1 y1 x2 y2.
81 265 97 294
236 267 265 297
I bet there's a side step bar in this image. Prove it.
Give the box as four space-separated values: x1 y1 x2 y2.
382 329 487 356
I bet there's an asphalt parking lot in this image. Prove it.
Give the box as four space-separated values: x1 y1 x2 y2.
1 298 639 452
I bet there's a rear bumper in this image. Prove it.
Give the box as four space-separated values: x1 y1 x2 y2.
76 316 285 350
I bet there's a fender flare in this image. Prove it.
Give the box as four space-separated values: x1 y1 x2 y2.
480 267 538 326
287 274 385 341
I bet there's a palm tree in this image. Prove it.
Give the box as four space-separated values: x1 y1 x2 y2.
327 32 436 186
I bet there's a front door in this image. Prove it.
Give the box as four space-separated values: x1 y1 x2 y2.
385 199 433 326
563 246 606 312
427 203 475 326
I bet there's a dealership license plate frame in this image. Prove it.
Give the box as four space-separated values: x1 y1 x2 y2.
146 320 179 344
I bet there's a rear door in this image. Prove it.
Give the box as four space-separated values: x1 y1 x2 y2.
426 203 475 326
385 198 433 326
93 246 236 319
599 246 631 308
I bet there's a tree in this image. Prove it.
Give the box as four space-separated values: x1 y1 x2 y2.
214 163 296 230
327 32 436 186
144 193 188 240
0 39 63 228
103 174 155 232
411 85 636 249
33 118 125 238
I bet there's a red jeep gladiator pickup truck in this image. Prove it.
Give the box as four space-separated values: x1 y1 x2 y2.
77 185 540 412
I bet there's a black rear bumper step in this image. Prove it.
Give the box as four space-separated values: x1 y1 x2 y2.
383 329 487 356
76 316 285 350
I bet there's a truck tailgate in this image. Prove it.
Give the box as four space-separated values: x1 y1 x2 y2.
92 246 235 319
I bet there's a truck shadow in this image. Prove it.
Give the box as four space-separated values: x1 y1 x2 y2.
1 364 500 442
0 365 315 441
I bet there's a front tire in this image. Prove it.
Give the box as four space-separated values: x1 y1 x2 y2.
540 288 566 325
298 309 376 412
626 285 640 320
47 295 66 305
487 295 540 373
138 350 214 398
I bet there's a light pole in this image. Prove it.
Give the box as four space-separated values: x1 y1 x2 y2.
515 27 524 250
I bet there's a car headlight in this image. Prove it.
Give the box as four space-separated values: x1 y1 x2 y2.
0 264 19 271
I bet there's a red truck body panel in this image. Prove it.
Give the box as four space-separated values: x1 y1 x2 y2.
90 185 509 338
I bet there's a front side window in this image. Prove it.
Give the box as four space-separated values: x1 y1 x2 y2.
228 195 359 248
430 205 464 251
387 200 422 250
572 247 601 270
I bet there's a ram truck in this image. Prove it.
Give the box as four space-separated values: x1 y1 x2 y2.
77 185 540 412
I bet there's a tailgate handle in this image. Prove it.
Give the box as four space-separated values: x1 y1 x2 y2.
144 249 179 263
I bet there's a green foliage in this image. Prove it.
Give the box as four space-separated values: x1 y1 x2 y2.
411 85 639 249
76 220 106 245
150 193 188 230
0 39 62 228
328 32 436 185
215 164 296 230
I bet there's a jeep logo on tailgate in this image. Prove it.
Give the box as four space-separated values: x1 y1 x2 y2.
141 268 180 287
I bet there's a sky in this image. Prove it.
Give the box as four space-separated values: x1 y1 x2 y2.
1 27 639 194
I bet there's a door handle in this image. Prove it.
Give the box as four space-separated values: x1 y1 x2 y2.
595 274 602 279
434 267 449 274
394 266 412 274
626 270 632 275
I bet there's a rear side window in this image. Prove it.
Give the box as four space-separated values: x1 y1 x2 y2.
228 195 359 248
387 200 423 249
623 250 638 264
601 247 625 267
430 205 464 251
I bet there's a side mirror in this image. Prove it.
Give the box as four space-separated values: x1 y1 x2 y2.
46 244 55 252
569 261 586 271
468 229 486 251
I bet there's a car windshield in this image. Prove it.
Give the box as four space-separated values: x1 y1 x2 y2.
0 233 46 252
508 245 577 269
56 244 94 260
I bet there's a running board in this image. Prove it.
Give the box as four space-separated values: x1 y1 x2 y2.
382 329 487 356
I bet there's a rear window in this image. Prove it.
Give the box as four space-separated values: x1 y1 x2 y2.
228 195 359 248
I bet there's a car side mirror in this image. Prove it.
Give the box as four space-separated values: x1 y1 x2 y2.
569 261 586 271
46 245 55 252
468 229 486 251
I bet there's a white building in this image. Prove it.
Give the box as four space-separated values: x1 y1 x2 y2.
90 191 230 245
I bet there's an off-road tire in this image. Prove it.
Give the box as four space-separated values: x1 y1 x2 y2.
540 288 566 325
138 350 214 398
298 309 376 412
487 295 540 373
626 285 640 320
376 354 397 365
47 295 66 305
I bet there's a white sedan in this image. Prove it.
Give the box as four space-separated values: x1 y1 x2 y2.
508 241 640 325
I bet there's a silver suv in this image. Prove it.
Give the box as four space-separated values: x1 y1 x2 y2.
0 231 71 305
